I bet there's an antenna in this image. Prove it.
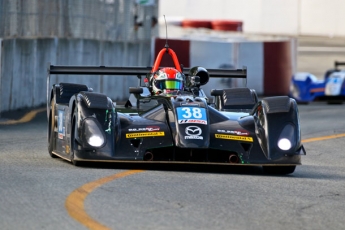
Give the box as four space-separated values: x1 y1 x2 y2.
163 15 169 51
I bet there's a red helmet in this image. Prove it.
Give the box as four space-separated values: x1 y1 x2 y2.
152 68 184 95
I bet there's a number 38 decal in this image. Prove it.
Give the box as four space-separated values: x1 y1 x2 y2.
176 107 207 124
180 107 203 118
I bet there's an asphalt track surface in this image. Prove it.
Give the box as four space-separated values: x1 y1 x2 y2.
0 101 344 230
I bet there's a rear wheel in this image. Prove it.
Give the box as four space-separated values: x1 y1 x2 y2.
48 98 58 158
262 166 296 175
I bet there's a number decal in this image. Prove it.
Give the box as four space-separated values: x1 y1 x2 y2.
176 107 207 125
181 107 192 118
192 108 202 118
57 110 65 139
180 107 202 118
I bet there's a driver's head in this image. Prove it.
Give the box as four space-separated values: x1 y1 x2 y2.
152 67 184 95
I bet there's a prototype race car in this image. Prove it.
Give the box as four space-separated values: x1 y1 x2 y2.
47 45 305 174
290 61 345 103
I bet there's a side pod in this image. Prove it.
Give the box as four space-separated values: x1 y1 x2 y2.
252 96 304 160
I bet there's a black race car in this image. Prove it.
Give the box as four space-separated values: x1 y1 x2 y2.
47 46 305 174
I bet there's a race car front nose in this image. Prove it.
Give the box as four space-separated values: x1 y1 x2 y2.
82 118 106 148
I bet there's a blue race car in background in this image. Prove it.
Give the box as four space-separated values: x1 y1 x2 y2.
290 61 345 103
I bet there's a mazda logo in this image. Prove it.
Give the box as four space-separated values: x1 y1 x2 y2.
185 126 202 136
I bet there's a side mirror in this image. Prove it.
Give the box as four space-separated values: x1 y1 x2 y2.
129 87 143 94
188 66 209 86
190 76 200 87
129 87 151 97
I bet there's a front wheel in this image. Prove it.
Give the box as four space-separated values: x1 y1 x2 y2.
262 166 296 175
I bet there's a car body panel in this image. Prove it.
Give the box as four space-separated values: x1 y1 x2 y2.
48 85 305 166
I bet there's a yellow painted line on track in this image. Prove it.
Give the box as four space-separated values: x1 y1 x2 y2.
302 133 345 143
0 108 46 125
65 170 144 230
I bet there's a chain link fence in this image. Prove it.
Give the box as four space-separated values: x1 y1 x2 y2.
0 0 158 41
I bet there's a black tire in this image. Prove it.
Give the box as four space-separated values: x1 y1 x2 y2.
70 108 82 166
296 101 309 105
327 100 343 105
48 98 58 158
262 166 296 175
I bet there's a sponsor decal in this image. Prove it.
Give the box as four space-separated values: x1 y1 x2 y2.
215 134 253 142
180 103 199 106
185 126 203 140
128 126 160 132
65 145 70 154
216 129 249 136
177 107 207 125
58 110 65 139
126 132 164 138
310 87 325 93
178 119 207 125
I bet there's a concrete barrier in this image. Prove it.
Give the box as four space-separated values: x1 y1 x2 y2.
0 38 151 114
263 41 292 95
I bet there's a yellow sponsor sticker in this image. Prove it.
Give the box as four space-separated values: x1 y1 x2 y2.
215 134 253 142
126 132 165 138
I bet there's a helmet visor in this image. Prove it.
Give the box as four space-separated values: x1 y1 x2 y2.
154 79 183 90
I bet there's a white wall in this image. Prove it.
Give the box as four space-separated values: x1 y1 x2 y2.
300 0 345 37
159 0 345 37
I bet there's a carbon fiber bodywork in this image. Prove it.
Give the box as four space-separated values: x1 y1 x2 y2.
47 49 305 174
48 82 305 174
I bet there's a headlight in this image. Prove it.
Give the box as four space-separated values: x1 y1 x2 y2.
82 118 105 148
87 135 104 147
277 123 296 151
278 138 292 150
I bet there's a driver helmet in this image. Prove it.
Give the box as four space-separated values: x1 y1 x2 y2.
152 67 184 95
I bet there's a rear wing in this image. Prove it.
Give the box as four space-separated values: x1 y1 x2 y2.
47 64 247 77
47 63 247 108
335 61 345 69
